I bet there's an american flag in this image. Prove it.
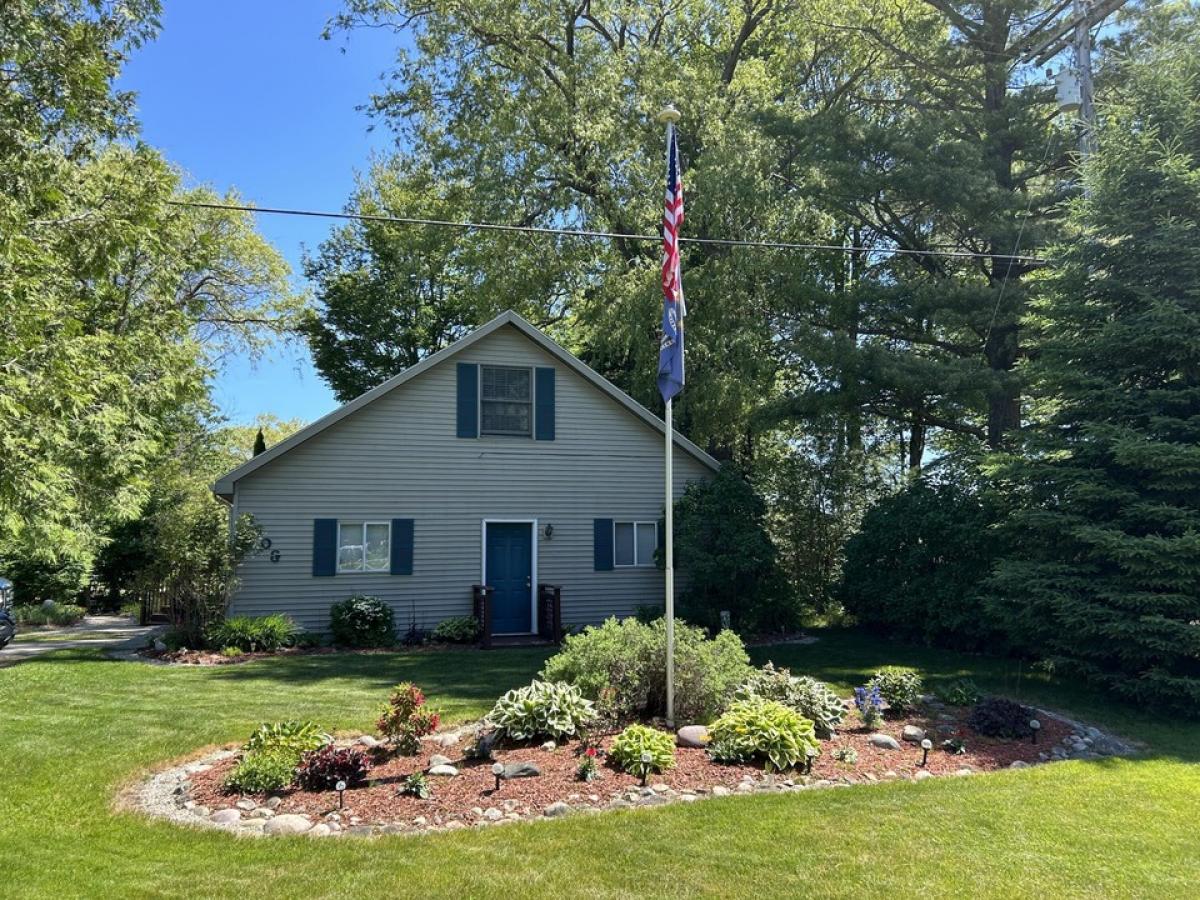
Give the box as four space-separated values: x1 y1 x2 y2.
657 123 685 403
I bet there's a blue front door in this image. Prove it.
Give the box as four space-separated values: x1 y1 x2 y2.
486 523 532 634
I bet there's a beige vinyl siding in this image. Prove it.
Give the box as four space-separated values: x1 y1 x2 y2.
229 324 713 633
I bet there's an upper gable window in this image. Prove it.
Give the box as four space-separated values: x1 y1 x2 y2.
480 365 532 436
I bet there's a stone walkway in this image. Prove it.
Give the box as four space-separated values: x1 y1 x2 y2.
0 615 162 668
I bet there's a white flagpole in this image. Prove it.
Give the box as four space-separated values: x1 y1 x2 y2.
657 106 680 728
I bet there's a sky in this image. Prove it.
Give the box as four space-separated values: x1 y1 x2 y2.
119 1 407 426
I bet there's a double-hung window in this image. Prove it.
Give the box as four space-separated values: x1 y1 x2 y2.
480 365 532 436
614 521 658 567
337 522 390 573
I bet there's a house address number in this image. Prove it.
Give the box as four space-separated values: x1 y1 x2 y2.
258 537 281 563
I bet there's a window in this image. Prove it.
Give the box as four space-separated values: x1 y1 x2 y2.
614 521 658 567
337 522 390 573
481 365 532 436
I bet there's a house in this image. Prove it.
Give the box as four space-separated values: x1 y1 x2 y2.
213 310 719 640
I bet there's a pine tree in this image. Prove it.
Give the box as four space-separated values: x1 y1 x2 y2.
252 429 267 457
989 8 1200 710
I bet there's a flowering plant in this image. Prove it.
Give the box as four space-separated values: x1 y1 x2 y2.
576 746 600 782
853 685 883 728
378 682 441 755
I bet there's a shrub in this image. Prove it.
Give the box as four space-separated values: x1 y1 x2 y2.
853 685 883 728
430 615 481 644
608 724 675 778
206 613 298 652
12 603 86 627
377 682 440 754
938 678 982 707
329 595 395 647
486 680 597 742
841 475 1007 650
220 645 242 658
540 616 751 724
967 697 1035 739
245 721 327 764
294 745 370 791
398 771 430 799
734 662 845 737
869 667 924 713
673 464 794 632
708 698 820 771
224 751 295 794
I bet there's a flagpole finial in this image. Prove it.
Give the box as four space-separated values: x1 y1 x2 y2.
656 105 681 124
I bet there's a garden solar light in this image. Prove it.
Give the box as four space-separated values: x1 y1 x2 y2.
920 739 933 767
492 762 504 791
640 751 653 786
1029 719 1041 744
335 780 347 809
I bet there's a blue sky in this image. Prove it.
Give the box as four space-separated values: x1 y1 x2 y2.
120 2 406 426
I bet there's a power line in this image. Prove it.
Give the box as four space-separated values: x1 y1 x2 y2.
166 199 1047 265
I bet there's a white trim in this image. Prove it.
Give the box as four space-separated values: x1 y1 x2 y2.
613 519 658 568
212 310 719 497
480 518 538 635
336 520 392 574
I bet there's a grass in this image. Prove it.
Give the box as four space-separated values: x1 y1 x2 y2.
0 630 1197 898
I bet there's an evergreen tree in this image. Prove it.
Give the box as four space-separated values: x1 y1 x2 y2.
252 429 267 457
989 4 1200 710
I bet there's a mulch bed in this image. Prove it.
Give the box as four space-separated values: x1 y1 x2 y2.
141 644 475 666
188 708 1074 828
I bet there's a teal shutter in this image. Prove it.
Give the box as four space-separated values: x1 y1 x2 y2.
312 519 337 576
390 519 414 575
593 518 613 571
534 366 555 441
456 363 478 438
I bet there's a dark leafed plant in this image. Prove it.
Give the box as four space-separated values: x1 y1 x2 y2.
967 697 1035 740
378 682 440 754
294 745 369 791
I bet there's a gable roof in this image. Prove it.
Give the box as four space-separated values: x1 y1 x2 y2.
213 310 720 498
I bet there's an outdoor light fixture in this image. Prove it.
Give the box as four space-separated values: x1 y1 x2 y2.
335 779 347 809
1029 719 1041 745
920 739 933 767
804 744 818 775
543 523 554 540
640 751 653 787
492 762 504 791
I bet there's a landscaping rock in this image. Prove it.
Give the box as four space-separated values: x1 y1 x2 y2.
153 638 167 652
428 764 459 777
676 725 710 748
711 785 730 797
544 801 572 818
263 814 312 836
235 798 256 811
250 807 274 819
265 796 282 810
868 733 903 751
308 824 331 837
356 734 381 748
192 805 211 817
502 762 541 779
913 770 933 781
901 725 926 743
475 731 500 759
541 740 556 752
429 754 452 768
210 809 241 825
482 807 503 821
1009 760 1030 770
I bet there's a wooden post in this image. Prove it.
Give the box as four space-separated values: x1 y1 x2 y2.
473 584 493 649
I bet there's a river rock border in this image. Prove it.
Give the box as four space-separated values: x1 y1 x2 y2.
129 709 1135 839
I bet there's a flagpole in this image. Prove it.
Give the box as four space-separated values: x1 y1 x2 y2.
657 105 680 728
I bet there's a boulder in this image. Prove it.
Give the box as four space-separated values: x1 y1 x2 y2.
540 740 556 752
676 725 710 748
1009 760 1030 770
502 762 541 779
868 733 903 751
356 735 381 748
264 814 312 835
235 798 256 811
308 823 332 837
544 801 572 818
428 754 452 768
901 725 926 743
210 808 241 825
428 764 459 777
711 785 731 797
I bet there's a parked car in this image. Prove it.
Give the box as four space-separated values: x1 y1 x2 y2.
0 577 15 650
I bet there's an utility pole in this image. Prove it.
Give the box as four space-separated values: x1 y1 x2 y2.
1072 0 1097 157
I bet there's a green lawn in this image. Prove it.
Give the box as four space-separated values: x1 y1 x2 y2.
0 631 1196 898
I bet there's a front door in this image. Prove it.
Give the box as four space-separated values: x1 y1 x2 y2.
486 522 532 634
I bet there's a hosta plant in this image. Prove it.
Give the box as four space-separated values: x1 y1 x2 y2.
707 698 820 772
608 724 676 778
244 721 327 764
938 678 983 707
224 751 295 794
735 662 845 737
832 745 858 766
486 680 597 742
869 667 925 714
378 682 440 754
398 771 430 799
294 745 370 791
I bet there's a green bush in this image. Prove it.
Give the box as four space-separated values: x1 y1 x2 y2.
734 662 845 738
224 751 295 794
938 678 982 707
841 475 1007 650
869 667 924 713
608 724 675 778
12 603 86 627
430 615 481 643
244 721 327 764
206 614 298 652
377 682 440 754
220 645 242 658
967 697 1035 739
329 595 395 647
398 771 430 799
540 616 751 724
673 464 794 632
486 680 597 742
707 697 820 772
